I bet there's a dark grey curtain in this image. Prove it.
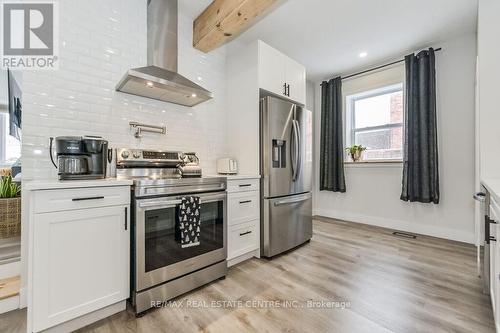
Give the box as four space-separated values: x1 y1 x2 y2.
320 77 346 192
401 48 439 204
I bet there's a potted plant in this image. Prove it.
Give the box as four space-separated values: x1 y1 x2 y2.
345 145 367 162
0 174 21 239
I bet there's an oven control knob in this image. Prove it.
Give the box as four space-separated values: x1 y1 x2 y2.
133 151 141 159
121 150 130 159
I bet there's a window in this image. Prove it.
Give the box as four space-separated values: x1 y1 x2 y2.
345 83 403 161
0 112 21 165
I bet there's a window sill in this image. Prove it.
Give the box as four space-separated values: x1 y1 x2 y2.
344 160 403 168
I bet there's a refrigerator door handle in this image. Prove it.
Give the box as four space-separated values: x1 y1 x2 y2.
291 120 299 181
290 121 296 180
295 120 301 180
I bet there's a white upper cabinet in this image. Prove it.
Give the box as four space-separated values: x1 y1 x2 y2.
258 41 306 105
259 42 286 97
226 40 308 175
285 56 306 105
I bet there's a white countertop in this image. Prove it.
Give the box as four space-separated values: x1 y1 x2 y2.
24 178 133 191
482 178 500 203
206 174 261 180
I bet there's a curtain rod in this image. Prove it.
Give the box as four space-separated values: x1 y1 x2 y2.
323 47 442 83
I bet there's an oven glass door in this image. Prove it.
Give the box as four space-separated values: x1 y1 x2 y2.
135 192 226 291
145 199 223 271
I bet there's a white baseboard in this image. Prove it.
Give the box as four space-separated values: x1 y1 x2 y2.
314 209 475 244
0 295 20 315
0 260 21 279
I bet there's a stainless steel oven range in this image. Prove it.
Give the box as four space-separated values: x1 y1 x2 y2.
116 148 227 315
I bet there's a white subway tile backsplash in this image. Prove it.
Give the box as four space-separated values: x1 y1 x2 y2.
22 0 228 180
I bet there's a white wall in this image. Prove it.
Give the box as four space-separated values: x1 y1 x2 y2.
313 32 477 243
306 81 315 111
478 0 500 180
19 0 229 305
20 0 228 181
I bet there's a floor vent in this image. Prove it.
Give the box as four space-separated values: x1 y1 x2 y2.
392 231 417 239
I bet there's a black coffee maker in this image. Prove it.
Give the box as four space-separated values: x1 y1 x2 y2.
49 136 109 180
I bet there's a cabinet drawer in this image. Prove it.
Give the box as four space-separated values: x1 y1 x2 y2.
34 186 130 213
227 179 260 193
228 191 259 226
228 220 258 260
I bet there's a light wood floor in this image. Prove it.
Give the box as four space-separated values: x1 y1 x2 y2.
0 218 495 333
0 276 20 300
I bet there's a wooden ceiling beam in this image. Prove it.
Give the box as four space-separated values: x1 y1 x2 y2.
194 0 279 53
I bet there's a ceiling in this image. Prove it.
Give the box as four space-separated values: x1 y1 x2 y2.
188 0 478 81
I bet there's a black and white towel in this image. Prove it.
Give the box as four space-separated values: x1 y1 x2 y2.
178 196 201 248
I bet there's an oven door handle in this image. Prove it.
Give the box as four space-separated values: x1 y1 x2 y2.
138 199 182 208
137 192 227 209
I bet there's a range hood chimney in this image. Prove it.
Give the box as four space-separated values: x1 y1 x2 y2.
116 0 213 107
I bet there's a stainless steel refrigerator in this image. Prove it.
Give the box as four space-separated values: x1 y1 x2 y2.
260 96 313 257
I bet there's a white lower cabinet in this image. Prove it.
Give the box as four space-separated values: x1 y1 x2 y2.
28 185 130 332
228 191 259 226
491 222 498 318
228 220 259 259
226 178 260 266
490 197 500 328
226 178 260 193
258 40 306 105
496 237 500 333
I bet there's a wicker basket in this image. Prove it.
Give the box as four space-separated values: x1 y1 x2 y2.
0 197 21 239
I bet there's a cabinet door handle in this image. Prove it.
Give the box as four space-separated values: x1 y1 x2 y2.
124 207 128 230
239 200 252 204
473 192 486 202
239 231 252 236
283 83 287 95
72 196 104 201
239 184 252 188
287 84 290 96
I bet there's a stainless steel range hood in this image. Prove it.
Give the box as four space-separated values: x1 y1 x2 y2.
116 0 213 107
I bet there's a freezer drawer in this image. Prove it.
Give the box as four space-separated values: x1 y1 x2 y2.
261 192 312 257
